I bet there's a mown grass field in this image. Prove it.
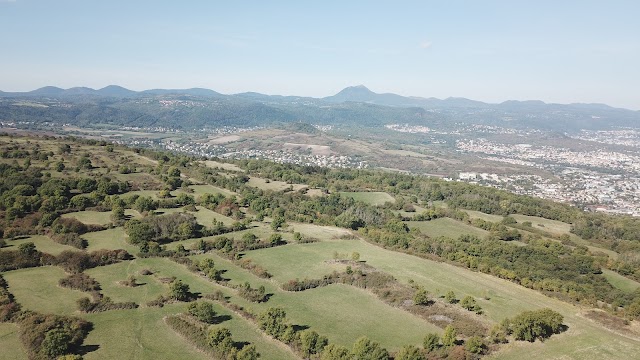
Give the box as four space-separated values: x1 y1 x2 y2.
82 302 297 360
288 223 352 240
465 210 504 222
4 266 87 315
3 235 76 255
406 218 489 238
511 214 571 235
83 227 138 253
266 284 440 349
85 260 169 304
602 269 640 293
202 160 244 172
339 191 396 205
191 206 236 226
0 322 27 360
83 305 208 360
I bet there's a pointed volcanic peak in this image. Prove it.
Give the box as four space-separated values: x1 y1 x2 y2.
97 85 136 97
324 85 378 103
325 85 445 107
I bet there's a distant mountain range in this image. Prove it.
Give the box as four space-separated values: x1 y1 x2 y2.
0 85 222 98
0 84 627 111
0 84 637 132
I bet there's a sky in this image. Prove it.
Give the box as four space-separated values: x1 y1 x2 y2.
1 0 639 109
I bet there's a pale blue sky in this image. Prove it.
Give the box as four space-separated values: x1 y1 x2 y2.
1 0 639 109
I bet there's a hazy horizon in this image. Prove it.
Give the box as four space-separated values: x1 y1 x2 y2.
1 0 639 110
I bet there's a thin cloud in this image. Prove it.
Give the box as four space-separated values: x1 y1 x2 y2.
420 41 433 49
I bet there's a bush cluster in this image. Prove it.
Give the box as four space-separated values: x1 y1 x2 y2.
76 296 137 313
54 249 130 273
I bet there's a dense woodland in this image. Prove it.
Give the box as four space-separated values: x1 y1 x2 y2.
1 133 639 359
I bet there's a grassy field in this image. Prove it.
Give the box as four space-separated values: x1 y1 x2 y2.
243 243 349 282
511 214 572 235
243 237 640 359
202 160 244 172
62 210 113 225
406 218 489 238
113 172 161 186
2 235 76 255
83 227 138 253
602 270 640 293
247 177 308 192
266 284 440 349
465 210 504 222
201 302 299 360
190 206 236 226
83 305 209 360
393 205 429 218
287 223 352 240
507 215 620 259
248 238 544 320
0 323 27 360
188 253 440 350
189 252 279 291
86 255 436 353
85 261 170 305
86 257 295 359
339 192 395 206
188 184 235 198
3 266 87 315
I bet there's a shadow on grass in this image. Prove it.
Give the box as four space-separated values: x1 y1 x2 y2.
212 314 232 324
77 344 100 356
292 324 309 332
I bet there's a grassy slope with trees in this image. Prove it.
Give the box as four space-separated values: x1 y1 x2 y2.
0 133 639 359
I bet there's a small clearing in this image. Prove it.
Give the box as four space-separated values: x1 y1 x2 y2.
339 192 395 206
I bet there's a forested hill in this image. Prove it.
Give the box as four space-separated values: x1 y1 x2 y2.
1 86 639 132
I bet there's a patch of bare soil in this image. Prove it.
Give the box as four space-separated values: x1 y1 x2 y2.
582 310 640 340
